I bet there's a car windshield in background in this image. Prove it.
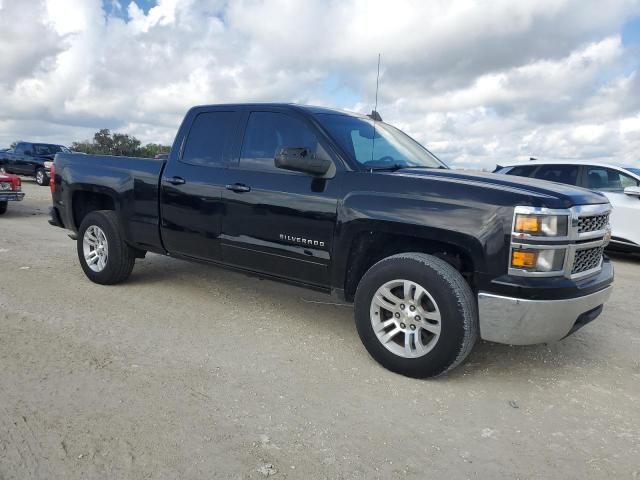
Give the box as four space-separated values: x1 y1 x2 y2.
627 167 640 177
315 113 447 170
34 144 70 155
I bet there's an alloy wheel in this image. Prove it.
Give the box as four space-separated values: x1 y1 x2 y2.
369 279 442 358
83 225 109 272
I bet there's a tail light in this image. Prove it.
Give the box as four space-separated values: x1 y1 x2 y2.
13 176 21 191
50 164 56 193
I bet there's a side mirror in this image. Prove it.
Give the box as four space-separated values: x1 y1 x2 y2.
623 186 640 197
274 147 332 176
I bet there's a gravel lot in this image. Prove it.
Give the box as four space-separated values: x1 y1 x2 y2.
1 180 639 479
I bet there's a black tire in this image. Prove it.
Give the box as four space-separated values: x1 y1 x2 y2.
0 201 7 215
354 253 478 378
77 210 136 285
35 168 50 186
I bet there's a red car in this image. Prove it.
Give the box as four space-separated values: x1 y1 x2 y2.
0 172 25 215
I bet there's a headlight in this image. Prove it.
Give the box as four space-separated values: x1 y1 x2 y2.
44 161 53 169
0 182 12 191
514 213 568 237
511 248 566 273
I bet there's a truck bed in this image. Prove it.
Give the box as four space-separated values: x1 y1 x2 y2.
52 153 166 252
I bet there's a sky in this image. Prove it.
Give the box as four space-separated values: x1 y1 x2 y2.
0 0 639 170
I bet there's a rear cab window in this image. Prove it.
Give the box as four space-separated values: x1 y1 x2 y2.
181 111 238 167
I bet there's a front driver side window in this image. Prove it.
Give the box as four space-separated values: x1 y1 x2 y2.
240 112 319 172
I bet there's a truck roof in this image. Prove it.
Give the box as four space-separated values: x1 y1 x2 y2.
190 103 366 118
500 160 640 176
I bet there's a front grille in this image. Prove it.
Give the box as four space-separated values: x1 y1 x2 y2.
572 246 604 275
577 214 609 234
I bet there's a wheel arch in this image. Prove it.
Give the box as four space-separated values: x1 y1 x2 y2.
71 189 119 230
340 226 484 302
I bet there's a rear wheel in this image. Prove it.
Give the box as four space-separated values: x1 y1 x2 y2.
35 168 49 186
77 210 136 284
0 201 7 215
354 253 478 378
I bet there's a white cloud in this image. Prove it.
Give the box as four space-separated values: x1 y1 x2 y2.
0 0 638 169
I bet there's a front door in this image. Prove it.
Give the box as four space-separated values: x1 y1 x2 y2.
160 109 241 261
221 110 342 287
582 165 640 245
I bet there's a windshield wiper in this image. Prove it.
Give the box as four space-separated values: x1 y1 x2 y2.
369 165 444 172
369 164 405 172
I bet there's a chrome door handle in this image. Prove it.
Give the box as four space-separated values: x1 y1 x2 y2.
166 176 186 185
225 183 251 193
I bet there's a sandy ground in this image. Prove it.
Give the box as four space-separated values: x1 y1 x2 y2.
1 180 639 480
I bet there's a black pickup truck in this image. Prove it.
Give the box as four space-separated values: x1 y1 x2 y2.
49 104 614 378
0 142 71 186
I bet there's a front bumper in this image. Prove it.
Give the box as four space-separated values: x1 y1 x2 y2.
478 285 613 345
0 192 25 202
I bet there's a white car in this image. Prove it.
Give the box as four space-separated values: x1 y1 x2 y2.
495 161 640 253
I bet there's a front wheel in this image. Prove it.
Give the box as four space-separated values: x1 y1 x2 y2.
354 253 478 378
35 168 49 186
0 201 7 215
77 210 136 284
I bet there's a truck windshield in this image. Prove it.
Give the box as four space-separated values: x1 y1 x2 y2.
34 144 70 155
315 113 447 170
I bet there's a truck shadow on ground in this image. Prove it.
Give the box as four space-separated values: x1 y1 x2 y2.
125 253 611 381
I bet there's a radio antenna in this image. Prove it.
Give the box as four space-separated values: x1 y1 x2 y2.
369 53 382 168
374 53 380 115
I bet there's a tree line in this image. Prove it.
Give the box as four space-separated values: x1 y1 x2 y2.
70 129 170 157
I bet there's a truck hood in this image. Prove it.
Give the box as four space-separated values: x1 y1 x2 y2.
392 168 608 208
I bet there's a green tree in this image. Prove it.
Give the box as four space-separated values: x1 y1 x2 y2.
71 129 170 157
111 133 141 156
140 143 171 158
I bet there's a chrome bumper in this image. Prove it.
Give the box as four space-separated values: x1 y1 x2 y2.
0 191 25 201
478 286 613 345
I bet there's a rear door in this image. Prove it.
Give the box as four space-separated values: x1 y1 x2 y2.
160 108 242 261
220 108 342 287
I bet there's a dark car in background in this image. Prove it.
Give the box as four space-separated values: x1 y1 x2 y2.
0 142 71 186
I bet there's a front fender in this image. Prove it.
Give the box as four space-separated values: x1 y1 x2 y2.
332 190 510 289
